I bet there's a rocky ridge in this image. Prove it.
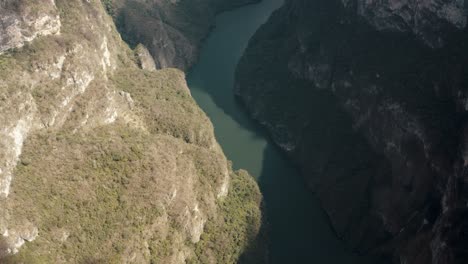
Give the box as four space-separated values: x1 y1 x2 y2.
0 0 262 263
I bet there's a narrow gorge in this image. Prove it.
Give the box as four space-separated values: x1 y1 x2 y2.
1 0 467 263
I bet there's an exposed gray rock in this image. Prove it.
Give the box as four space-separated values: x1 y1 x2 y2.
0 0 263 262
0 0 61 53
2 222 38 255
135 44 157 71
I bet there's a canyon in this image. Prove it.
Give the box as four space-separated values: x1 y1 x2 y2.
1 0 467 263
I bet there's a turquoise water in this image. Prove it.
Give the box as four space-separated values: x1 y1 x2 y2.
187 1 374 263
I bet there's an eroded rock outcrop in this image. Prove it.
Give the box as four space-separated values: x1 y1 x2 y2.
236 0 468 263
0 0 61 53
135 44 156 71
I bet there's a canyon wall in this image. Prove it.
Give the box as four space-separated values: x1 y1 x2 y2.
0 0 262 263
105 0 259 70
236 0 468 263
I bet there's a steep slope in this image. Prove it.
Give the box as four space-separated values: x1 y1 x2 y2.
0 0 262 263
104 0 259 70
235 0 468 263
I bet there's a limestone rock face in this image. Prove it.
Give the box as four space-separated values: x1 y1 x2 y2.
135 44 157 71
0 0 262 263
0 0 61 53
236 0 468 263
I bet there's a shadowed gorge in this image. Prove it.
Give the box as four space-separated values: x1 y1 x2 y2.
186 0 383 262
0 0 467 263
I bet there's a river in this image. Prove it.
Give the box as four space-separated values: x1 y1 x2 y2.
186 1 374 263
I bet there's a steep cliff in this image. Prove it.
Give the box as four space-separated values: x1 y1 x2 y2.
0 0 262 263
104 0 259 70
236 0 468 263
